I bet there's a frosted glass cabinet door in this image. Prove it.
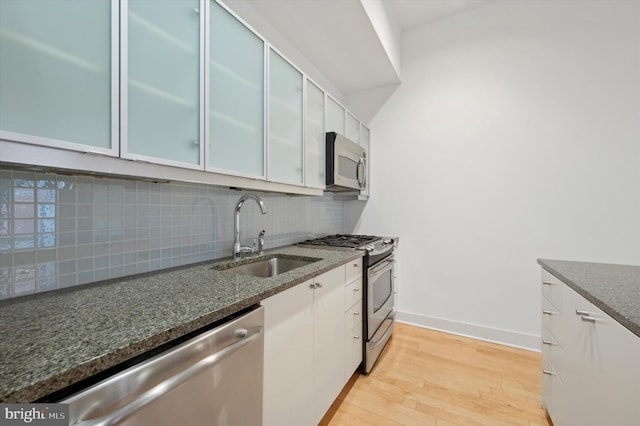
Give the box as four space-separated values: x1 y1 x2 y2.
325 97 345 135
268 49 303 184
124 0 202 167
305 79 325 189
0 0 116 154
345 112 360 143
209 0 265 178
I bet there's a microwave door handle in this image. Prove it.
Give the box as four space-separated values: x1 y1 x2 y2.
357 157 366 188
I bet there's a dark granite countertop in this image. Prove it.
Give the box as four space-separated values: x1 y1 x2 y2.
538 259 640 339
0 246 363 403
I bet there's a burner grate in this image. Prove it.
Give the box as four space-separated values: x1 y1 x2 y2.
299 234 380 249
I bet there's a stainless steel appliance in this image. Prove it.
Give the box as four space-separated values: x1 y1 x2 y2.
298 234 395 373
325 132 367 192
62 306 264 426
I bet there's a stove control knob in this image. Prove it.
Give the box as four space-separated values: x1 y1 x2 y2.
383 238 392 245
365 244 375 252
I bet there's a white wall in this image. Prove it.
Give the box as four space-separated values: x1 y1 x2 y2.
348 0 640 349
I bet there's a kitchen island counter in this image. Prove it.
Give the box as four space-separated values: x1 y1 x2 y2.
537 259 640 338
0 246 363 403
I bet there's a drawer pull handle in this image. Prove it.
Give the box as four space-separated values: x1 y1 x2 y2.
542 310 556 315
353 335 360 340
353 312 360 316
581 315 596 323
542 281 553 285
353 288 360 292
542 369 555 376
575 309 590 316
542 340 554 345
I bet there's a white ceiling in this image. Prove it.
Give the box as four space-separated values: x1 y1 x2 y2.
244 0 493 119
390 0 494 32
246 0 399 94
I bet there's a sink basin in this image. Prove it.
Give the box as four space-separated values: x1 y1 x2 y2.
212 255 320 278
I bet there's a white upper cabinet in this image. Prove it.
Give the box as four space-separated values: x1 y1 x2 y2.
208 0 265 178
305 79 325 189
268 49 304 185
345 112 360 143
325 96 345 135
122 0 203 168
0 0 118 155
1 0 367 196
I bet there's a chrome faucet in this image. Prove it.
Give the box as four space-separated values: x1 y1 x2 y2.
233 194 267 260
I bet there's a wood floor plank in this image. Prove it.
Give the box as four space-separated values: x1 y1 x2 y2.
322 322 550 426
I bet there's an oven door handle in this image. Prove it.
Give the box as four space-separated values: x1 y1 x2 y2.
370 313 394 349
369 256 394 279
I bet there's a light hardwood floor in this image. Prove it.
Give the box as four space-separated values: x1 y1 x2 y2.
321 322 551 426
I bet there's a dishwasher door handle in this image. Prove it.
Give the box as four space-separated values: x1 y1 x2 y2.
73 327 262 426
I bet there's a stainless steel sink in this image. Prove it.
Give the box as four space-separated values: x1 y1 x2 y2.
212 255 320 278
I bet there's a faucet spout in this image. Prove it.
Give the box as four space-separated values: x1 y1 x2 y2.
233 194 267 260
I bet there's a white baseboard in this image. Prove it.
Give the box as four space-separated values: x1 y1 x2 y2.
395 310 541 352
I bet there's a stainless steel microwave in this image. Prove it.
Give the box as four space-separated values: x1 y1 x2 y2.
325 132 367 192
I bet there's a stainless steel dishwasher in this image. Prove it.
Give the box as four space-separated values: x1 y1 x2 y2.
62 306 264 426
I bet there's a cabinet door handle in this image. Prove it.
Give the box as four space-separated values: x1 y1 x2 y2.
542 369 555 376
542 310 556 315
353 288 359 292
316 282 323 288
542 281 553 285
353 312 360 316
575 309 590 316
542 340 554 346
581 315 596 323
352 335 360 340
309 283 316 289
353 263 359 268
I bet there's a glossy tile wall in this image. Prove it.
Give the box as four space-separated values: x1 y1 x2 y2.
0 167 345 300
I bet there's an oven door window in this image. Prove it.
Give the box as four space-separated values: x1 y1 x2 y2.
368 257 394 340
372 267 392 312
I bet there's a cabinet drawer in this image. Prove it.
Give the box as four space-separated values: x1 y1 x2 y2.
541 352 557 413
541 324 562 372
541 324 559 350
541 269 563 311
345 277 362 310
345 301 362 335
542 295 561 334
344 321 362 380
345 257 363 284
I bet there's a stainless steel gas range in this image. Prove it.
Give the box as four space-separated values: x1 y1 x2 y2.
299 234 395 373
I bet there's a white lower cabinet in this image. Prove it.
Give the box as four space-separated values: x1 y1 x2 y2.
313 267 349 423
344 276 363 381
344 258 363 381
540 269 640 426
262 264 348 426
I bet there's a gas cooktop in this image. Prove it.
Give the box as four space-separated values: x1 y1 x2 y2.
298 234 380 249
